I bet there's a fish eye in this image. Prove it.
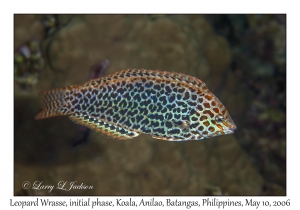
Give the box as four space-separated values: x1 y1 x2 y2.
215 115 224 123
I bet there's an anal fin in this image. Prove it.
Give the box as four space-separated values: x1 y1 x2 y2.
69 113 140 140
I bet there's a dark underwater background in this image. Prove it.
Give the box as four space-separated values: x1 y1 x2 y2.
14 14 286 195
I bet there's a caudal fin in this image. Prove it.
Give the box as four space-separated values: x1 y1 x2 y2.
35 86 77 120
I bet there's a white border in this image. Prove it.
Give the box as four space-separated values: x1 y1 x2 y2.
1 0 296 209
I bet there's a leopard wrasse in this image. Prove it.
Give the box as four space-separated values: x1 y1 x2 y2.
35 69 236 141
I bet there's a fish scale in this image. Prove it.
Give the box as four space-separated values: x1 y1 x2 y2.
35 69 236 141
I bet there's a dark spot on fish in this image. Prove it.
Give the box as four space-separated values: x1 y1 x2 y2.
213 108 220 113
136 115 143 122
77 93 83 99
89 97 95 104
204 103 210 108
189 101 197 107
198 126 204 131
84 98 89 104
154 127 164 134
166 103 176 110
165 86 171 92
145 82 153 88
100 107 106 113
120 100 127 107
208 127 215 132
203 110 214 118
126 83 133 90
200 116 208 121
123 92 131 100
151 121 160 127
197 105 203 111
105 85 111 92
174 114 181 119
148 104 157 112
184 133 192 138
203 121 210 127
81 89 87 95
141 93 147 100
191 116 198 121
152 95 158 103
154 84 161 91
205 94 213 101
181 108 188 113
106 109 113 116
119 117 126 123
123 118 131 127
136 82 142 88
130 91 135 98
222 109 227 115
88 106 95 113
168 94 176 103
161 107 168 113
110 92 117 98
178 88 185 93
190 122 199 128
175 107 181 113
132 109 138 115
86 92 92 99
103 93 109 99
72 99 79 105
92 89 97 95
120 109 127 115
132 124 139 129
160 96 167 105
149 114 164 121
184 91 190 100
142 108 148 116
165 121 173 129
165 112 173 120
133 102 139 109
141 118 149 125
191 94 197 101
139 86 144 92
133 94 141 101
169 128 180 134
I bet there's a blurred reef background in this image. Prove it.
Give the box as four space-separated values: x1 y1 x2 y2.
14 14 286 196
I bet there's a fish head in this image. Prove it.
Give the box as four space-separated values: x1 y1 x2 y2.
195 92 237 139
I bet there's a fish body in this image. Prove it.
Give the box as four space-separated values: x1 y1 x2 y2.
36 69 236 141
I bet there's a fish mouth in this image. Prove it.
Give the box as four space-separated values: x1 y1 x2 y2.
224 124 237 134
225 128 235 134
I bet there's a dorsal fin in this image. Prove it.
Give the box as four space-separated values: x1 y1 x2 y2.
69 113 140 140
82 69 208 91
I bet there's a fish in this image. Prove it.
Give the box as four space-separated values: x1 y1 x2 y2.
35 69 236 141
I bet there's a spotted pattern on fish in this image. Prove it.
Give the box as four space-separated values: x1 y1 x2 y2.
35 69 236 141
